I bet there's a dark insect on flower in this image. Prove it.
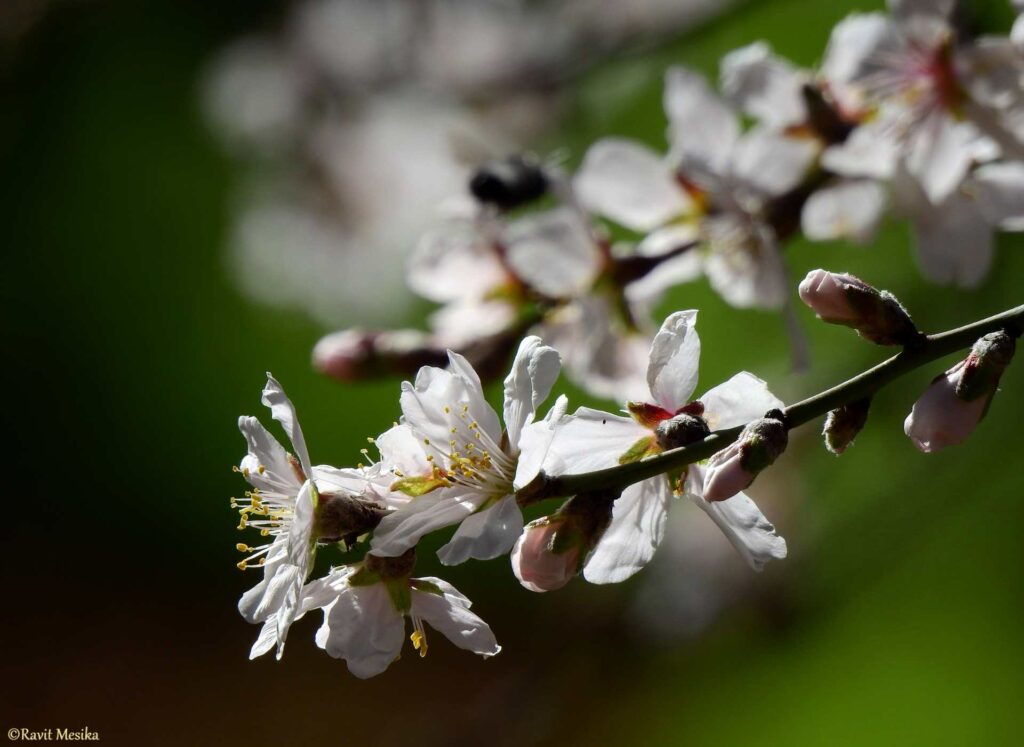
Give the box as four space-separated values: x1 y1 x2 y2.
469 154 549 210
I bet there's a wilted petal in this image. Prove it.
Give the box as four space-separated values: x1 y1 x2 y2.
583 478 671 584
574 138 691 232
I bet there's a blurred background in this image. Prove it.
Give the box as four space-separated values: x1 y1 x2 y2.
3 0 1023 744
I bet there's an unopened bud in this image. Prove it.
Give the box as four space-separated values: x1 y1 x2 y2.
823 397 871 455
511 490 614 592
704 414 788 502
313 329 447 381
955 331 1016 402
798 269 920 346
905 331 1017 453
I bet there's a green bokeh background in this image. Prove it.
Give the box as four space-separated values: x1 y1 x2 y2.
3 1 1023 744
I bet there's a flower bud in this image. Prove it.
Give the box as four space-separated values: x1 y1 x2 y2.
313 329 447 381
904 331 1016 453
822 397 871 455
512 490 615 592
704 414 788 502
798 269 920 346
512 518 579 592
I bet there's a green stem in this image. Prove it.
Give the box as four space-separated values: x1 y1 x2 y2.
517 303 1024 505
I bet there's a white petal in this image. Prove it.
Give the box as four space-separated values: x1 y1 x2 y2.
908 187 994 288
730 126 819 197
646 310 701 411
513 394 568 489
249 619 278 660
801 179 887 244
821 13 893 89
237 415 297 495
373 423 432 479
370 488 484 557
972 161 1024 228
904 116 976 205
720 41 808 129
703 216 788 310
317 584 406 679
664 67 739 174
503 336 561 452
411 588 501 657
238 538 292 623
438 494 524 565
430 298 517 349
400 364 501 456
446 351 503 442
406 219 507 303
286 480 316 567
544 408 650 475
574 138 690 231
821 120 899 180
625 224 704 305
504 208 603 298
583 478 671 584
687 465 787 571
262 374 312 479
889 0 954 21
699 372 784 431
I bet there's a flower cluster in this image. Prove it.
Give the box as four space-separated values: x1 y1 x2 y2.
313 0 1024 400
224 2 1024 678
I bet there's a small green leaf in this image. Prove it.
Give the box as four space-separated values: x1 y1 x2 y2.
618 435 659 465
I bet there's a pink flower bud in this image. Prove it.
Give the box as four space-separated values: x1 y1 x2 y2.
313 329 442 380
703 415 788 502
798 269 862 323
798 269 919 346
703 441 756 502
511 520 580 593
904 361 990 452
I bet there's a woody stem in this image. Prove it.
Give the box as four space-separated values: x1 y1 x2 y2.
516 303 1024 506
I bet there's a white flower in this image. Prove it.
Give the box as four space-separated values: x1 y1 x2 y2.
234 374 377 657
369 336 563 565
314 562 500 679
574 65 817 310
540 311 787 584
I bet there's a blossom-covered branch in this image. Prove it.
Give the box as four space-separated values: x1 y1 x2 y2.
518 299 1024 505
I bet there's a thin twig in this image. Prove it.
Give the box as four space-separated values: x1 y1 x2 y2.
517 303 1024 505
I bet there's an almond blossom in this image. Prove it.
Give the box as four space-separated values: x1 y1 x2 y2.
369 336 564 565
574 63 818 310
234 375 391 657
537 311 788 585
